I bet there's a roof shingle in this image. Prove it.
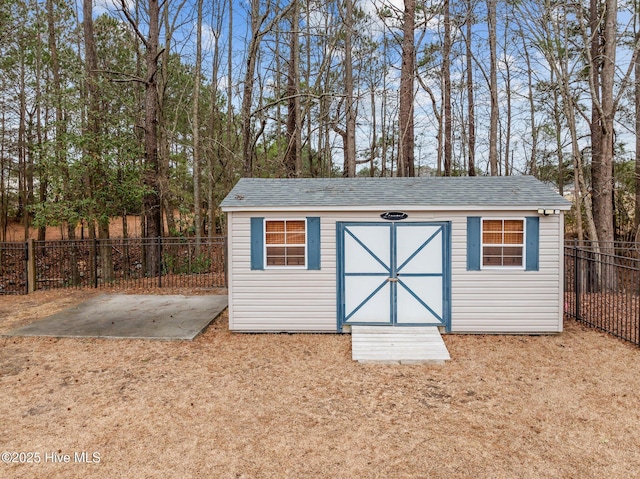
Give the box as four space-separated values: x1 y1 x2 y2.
220 176 571 210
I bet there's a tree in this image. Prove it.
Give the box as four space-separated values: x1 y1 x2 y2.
465 0 476 176
241 0 291 178
399 0 416 177
285 0 302 178
442 0 452 176
487 0 498 176
342 0 357 177
193 0 203 241
118 0 162 274
636 11 640 235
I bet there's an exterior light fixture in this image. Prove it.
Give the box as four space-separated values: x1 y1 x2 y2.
537 208 560 216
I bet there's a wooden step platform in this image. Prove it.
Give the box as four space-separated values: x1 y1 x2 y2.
351 326 451 364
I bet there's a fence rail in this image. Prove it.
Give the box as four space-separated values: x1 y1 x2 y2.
565 241 640 347
0 236 227 294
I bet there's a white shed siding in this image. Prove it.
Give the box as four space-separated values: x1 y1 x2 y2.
228 211 338 332
227 210 564 333
450 212 563 333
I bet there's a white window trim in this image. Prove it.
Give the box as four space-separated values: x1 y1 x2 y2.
263 218 308 269
480 217 526 270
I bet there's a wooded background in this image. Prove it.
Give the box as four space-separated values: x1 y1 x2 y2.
1 0 639 250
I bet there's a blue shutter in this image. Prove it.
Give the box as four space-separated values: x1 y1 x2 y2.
307 217 321 270
467 217 481 271
250 217 264 270
525 216 539 271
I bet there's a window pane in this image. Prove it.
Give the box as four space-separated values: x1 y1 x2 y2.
286 231 306 244
503 246 523 256
483 255 503 266
483 220 503 232
287 221 306 232
266 245 286 266
503 255 523 266
286 257 305 266
483 232 503 244
266 232 285 244
484 246 503 256
266 221 285 233
266 246 285 256
285 246 305 266
503 232 523 244
286 246 305 256
266 257 285 266
504 220 523 232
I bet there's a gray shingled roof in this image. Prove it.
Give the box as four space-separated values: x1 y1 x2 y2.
220 176 571 210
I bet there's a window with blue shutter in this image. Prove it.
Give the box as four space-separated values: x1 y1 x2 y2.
467 216 539 271
250 217 321 270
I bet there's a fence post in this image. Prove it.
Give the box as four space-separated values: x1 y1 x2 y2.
574 239 580 320
94 237 99 288
26 239 36 294
224 236 228 288
157 236 162 288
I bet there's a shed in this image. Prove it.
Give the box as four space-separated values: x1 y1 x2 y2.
220 176 571 336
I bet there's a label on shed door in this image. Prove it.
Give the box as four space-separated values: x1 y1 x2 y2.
337 222 450 330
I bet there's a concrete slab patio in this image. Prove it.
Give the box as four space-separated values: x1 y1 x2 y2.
3 294 228 340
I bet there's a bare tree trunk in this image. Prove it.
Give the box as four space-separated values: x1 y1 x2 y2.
241 0 263 178
33 0 45 241
503 18 512 177
523 32 538 177
193 0 203 244
0 112 6 242
285 0 301 177
589 0 604 241
17 53 27 238
227 0 234 183
209 4 223 238
586 0 616 248
381 36 388 176
370 86 376 176
121 0 162 253
443 0 452 176
119 0 163 273
636 13 640 234
84 0 113 280
487 0 498 176
597 0 617 246
145 0 162 248
343 0 357 177
466 0 476 176
399 0 416 177
305 0 313 177
552 69 564 194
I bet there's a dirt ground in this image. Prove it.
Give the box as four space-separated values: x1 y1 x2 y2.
1 289 639 479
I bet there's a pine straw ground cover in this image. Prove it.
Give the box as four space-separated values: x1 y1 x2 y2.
1 289 639 479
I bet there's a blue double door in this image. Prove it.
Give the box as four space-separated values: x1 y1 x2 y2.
337 222 450 331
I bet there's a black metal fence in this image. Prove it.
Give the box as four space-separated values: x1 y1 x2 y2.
0 242 28 294
0 236 227 294
565 241 640 347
